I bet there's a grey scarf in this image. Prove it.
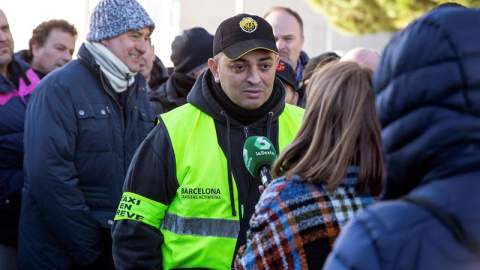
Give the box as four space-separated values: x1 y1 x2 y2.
85 42 136 93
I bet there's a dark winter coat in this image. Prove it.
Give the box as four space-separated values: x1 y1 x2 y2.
325 7 480 270
295 50 309 108
0 57 40 247
18 43 154 269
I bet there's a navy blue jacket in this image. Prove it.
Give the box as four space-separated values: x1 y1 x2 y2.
325 7 480 270
18 43 154 269
295 50 309 108
0 57 39 247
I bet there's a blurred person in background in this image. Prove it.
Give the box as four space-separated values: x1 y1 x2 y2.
138 40 168 92
275 59 298 105
236 61 384 269
264 6 309 107
299 51 340 106
0 8 40 270
148 27 213 115
15 19 77 79
138 39 156 88
325 6 480 270
18 0 155 269
340 47 380 71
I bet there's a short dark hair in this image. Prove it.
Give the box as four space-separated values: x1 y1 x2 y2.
263 6 304 36
26 19 78 62
300 51 340 88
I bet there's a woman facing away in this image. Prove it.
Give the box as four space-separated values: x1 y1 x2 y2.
236 61 384 269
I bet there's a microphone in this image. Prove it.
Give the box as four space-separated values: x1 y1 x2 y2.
243 136 277 187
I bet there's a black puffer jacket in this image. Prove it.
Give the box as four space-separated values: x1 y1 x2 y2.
18 43 154 269
325 7 480 270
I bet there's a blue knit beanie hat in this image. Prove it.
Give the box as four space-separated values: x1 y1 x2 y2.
87 0 155 42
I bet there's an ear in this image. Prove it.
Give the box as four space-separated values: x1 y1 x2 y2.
208 57 220 83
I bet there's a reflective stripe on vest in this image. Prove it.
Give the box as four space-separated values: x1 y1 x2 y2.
159 103 303 269
161 212 239 238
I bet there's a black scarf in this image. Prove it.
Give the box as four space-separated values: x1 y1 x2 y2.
169 72 196 101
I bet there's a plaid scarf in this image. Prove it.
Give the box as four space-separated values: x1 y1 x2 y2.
236 166 377 269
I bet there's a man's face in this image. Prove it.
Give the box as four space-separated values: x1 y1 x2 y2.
0 10 13 74
31 28 76 74
264 10 304 71
139 42 155 82
101 27 151 73
209 50 279 110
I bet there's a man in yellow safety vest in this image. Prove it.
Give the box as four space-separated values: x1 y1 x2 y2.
112 13 304 269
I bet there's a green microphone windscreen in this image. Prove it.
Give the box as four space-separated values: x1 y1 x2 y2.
243 136 277 178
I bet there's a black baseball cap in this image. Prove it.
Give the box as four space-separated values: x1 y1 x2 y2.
213 13 279 60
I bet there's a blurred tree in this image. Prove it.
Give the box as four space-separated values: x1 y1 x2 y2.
307 0 479 34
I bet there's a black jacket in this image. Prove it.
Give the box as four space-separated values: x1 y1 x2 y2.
18 43 155 269
112 69 302 269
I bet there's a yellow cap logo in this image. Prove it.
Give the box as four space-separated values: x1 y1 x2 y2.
239 17 258 33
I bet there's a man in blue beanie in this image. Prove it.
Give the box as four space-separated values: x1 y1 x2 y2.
18 0 155 269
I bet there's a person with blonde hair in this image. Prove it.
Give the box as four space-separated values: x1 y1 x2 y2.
236 61 384 269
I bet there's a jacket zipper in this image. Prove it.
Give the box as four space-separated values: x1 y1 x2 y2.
78 54 126 131
125 73 141 109
99 70 125 131
239 125 250 221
